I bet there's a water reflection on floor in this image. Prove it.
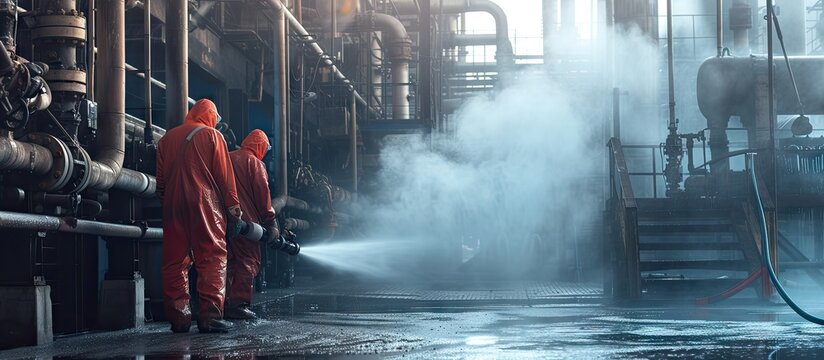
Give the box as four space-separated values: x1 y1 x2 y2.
5 291 824 359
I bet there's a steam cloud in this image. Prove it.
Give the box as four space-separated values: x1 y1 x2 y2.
305 28 661 280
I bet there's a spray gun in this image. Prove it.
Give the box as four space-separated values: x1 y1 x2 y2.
237 219 301 256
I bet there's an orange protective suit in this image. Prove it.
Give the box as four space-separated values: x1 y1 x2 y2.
227 130 277 307
156 99 240 332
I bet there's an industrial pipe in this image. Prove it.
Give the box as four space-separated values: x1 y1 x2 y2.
87 0 125 191
189 0 216 32
0 210 162 238
391 0 513 67
276 7 288 198
370 33 383 109
125 63 196 106
272 196 323 214
446 33 497 47
86 0 95 101
143 0 152 145
370 12 412 119
350 90 358 191
0 135 53 175
263 0 373 113
166 0 188 128
717 0 723 57
284 217 311 230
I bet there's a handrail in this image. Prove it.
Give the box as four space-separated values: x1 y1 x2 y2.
608 138 637 209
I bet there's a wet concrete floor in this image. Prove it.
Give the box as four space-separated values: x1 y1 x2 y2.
3 280 824 359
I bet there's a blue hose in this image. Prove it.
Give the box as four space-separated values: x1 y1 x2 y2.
749 155 824 325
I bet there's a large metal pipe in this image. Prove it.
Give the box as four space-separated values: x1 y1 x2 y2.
0 135 53 175
0 210 162 238
370 32 383 109
87 0 126 190
165 0 188 128
86 0 95 101
276 7 288 198
371 13 411 119
391 0 513 66
143 0 152 145
446 33 497 47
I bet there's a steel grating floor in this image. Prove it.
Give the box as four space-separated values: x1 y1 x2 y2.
252 279 602 307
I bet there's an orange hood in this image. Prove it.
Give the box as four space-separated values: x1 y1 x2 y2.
185 99 219 128
241 129 270 160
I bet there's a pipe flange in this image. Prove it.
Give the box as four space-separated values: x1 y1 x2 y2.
44 69 86 84
30 15 87 42
385 37 413 62
25 132 73 192
63 146 91 193
44 69 87 95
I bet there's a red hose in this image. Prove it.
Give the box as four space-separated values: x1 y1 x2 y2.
695 267 765 305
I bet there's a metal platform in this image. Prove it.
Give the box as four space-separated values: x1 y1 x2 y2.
253 279 602 310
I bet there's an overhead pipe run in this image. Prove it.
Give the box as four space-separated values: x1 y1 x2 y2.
392 0 514 67
0 210 162 239
125 63 196 106
263 0 373 114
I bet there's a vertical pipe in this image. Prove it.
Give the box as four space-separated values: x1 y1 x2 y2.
765 0 776 298
277 7 288 198
90 0 126 190
717 0 723 57
86 0 95 101
165 0 188 128
296 0 304 160
666 0 675 129
370 32 383 109
612 87 620 139
350 91 357 192
143 0 152 145
419 0 431 127
330 0 337 59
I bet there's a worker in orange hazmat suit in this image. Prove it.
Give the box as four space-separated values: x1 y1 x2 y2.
225 129 279 320
156 99 241 333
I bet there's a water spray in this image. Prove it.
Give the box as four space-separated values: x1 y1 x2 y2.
237 219 301 256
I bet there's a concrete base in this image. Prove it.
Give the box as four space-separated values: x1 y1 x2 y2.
0 285 53 349
98 278 144 330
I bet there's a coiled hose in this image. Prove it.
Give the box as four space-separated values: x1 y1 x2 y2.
750 154 824 324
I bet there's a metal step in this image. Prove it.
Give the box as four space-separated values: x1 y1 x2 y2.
640 242 743 251
638 223 733 235
640 260 750 272
642 278 748 296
